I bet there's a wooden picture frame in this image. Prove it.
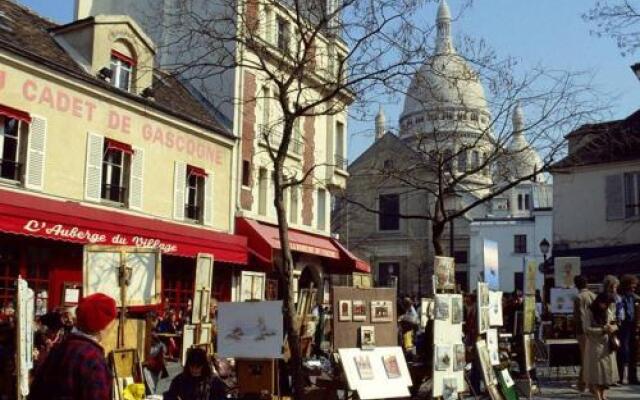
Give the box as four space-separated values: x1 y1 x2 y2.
62 282 81 305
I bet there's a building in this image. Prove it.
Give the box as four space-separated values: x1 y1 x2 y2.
0 0 248 310
551 108 640 281
469 105 552 292
336 0 494 295
75 0 368 301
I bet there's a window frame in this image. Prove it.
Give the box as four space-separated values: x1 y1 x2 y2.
276 16 290 53
101 145 130 204
110 50 135 91
185 167 206 223
0 116 25 182
514 234 527 254
378 193 401 232
624 171 640 219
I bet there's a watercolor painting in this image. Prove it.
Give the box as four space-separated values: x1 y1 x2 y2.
435 345 452 371
435 295 450 321
370 300 393 322
453 343 466 372
382 355 402 379
451 295 463 324
339 300 353 321
354 354 374 380
353 300 367 321
434 256 456 291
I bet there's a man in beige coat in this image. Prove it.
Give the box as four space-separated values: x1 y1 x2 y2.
574 275 596 392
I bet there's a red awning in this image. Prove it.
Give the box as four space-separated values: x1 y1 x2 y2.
111 49 137 66
105 138 134 154
0 188 247 264
0 104 32 123
235 217 370 273
187 165 208 178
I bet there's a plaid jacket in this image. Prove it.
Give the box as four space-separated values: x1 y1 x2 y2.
29 333 112 400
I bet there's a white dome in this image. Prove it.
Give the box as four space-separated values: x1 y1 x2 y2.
400 0 489 123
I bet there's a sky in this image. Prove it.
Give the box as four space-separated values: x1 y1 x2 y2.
18 0 640 161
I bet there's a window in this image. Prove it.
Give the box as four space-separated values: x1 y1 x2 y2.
289 187 298 224
242 160 251 187
185 166 206 221
378 193 400 231
443 149 453 171
524 193 531 210
471 150 480 169
335 121 346 170
317 188 326 230
110 50 134 91
101 140 132 203
624 172 640 218
276 17 290 53
258 168 268 216
0 116 23 181
377 262 399 287
457 151 467 172
514 234 527 254
240 271 265 301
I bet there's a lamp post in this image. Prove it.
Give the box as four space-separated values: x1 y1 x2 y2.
539 238 551 303
539 238 550 264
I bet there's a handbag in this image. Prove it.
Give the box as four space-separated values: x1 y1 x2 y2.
608 332 621 352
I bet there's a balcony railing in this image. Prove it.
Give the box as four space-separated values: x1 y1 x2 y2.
185 204 201 221
334 153 348 170
101 184 127 204
0 159 21 181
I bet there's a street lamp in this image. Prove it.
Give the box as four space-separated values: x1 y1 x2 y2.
631 63 640 81
539 238 551 303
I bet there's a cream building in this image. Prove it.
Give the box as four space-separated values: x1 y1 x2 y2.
0 0 246 308
76 0 368 299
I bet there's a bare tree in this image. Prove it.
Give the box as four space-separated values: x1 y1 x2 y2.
584 1 640 56
145 0 440 397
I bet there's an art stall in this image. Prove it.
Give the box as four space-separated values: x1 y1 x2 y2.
83 245 162 400
331 286 413 400
540 257 581 374
474 240 520 400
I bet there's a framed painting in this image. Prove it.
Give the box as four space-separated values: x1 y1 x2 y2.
370 300 393 323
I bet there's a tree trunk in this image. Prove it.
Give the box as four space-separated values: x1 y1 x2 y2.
432 220 445 257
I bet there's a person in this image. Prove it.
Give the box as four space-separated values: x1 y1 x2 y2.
164 347 226 400
33 311 65 372
29 293 117 400
617 274 639 384
574 275 596 392
583 292 619 400
398 297 418 353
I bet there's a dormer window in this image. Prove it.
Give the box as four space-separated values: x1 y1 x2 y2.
110 50 135 91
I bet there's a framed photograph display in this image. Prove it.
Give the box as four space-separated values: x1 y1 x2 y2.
353 300 367 321
339 300 352 321
488 291 503 327
451 295 463 324
435 345 452 371
338 347 412 400
83 245 161 307
371 301 393 323
453 344 466 372
483 239 500 290
434 256 455 291
360 326 376 350
435 295 450 321
477 282 490 334
554 257 581 288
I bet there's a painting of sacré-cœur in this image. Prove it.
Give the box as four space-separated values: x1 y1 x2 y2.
217 301 284 359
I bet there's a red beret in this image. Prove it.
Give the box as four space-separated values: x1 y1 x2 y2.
76 293 117 333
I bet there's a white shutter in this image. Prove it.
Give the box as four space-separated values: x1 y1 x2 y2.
605 174 624 220
203 170 213 226
24 116 47 190
84 132 104 201
173 161 186 220
128 147 144 210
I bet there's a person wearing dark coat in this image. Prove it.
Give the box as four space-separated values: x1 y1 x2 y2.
164 347 226 400
29 293 117 400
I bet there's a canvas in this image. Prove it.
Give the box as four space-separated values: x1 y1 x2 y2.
194 253 214 291
382 354 402 379
486 329 500 366
525 260 538 295
550 288 578 314
483 240 500 290
360 326 376 350
488 291 503 327
442 377 458 400
435 345 452 371
478 282 490 308
453 343 466 372
354 354 374 380
199 323 212 345
451 295 463 324
339 300 352 321
523 334 534 371
181 324 196 366
554 257 581 288
435 295 450 321
523 295 536 333
353 300 367 321
434 256 456 291
370 300 393 323
476 340 497 386
217 301 284 359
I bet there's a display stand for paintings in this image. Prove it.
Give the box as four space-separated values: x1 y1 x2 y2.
236 359 280 398
110 348 144 400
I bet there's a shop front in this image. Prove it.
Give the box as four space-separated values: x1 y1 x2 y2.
0 187 247 311
235 217 370 304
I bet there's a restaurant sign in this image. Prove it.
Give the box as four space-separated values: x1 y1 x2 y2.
22 219 178 253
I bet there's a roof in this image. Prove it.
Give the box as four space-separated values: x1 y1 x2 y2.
552 109 640 169
0 0 233 138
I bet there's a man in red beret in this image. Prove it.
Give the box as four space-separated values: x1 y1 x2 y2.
29 293 117 400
